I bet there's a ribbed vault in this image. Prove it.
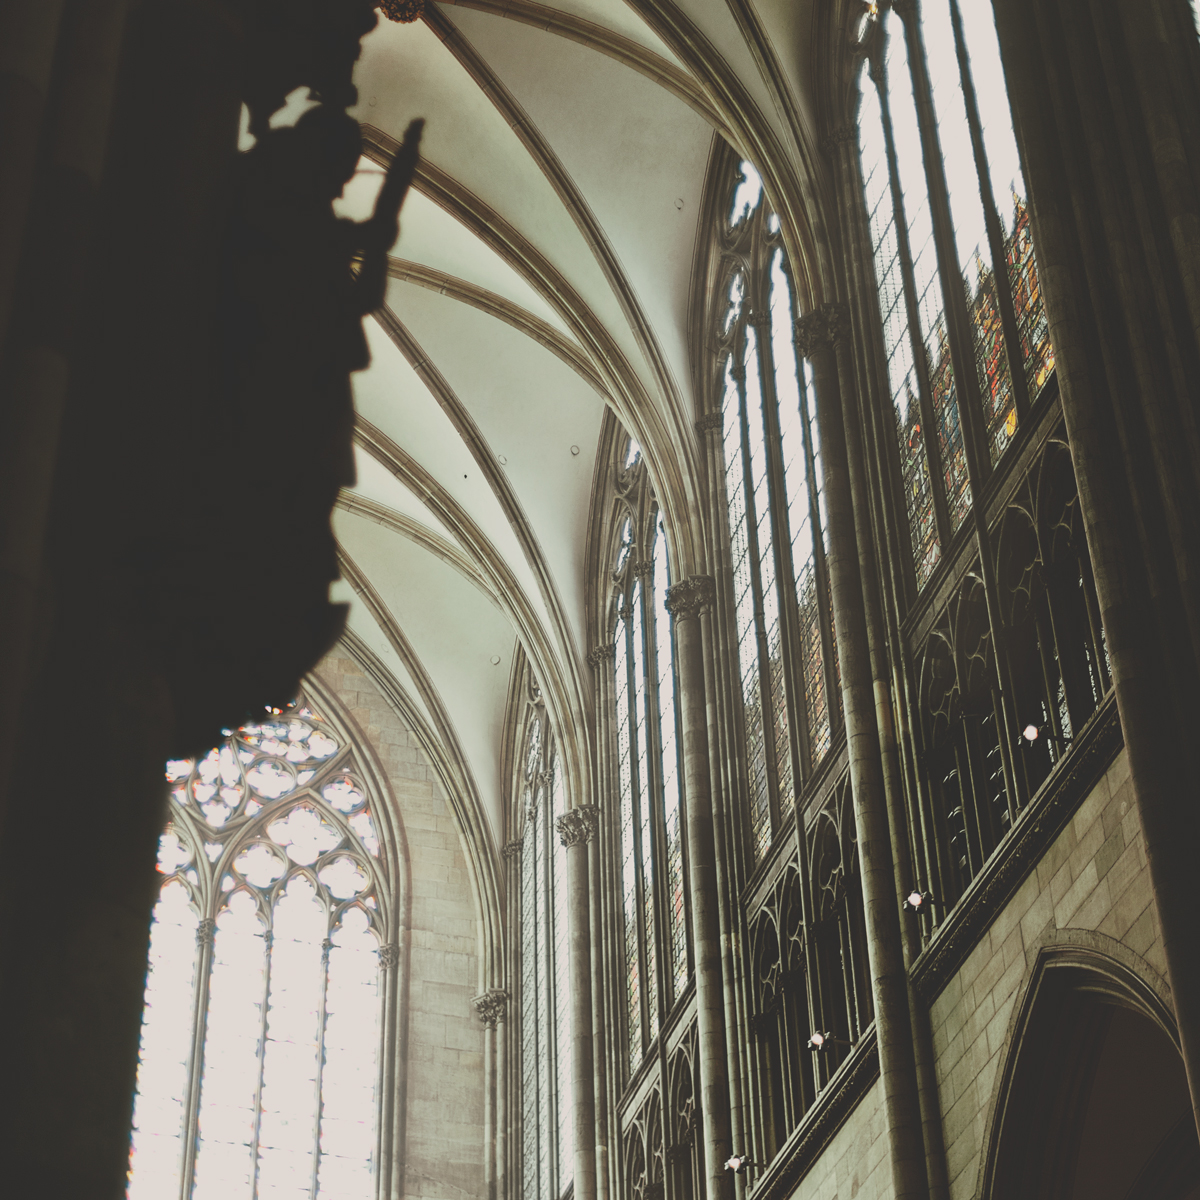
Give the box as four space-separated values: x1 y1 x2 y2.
337 0 828 978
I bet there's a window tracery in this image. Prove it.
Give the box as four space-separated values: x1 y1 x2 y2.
610 433 690 1070
711 158 841 862
516 699 573 1200
128 696 389 1200
857 0 1056 588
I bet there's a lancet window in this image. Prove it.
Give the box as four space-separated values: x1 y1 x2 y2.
610 434 690 1070
515 699 573 1200
857 0 1055 588
128 696 391 1200
711 157 841 862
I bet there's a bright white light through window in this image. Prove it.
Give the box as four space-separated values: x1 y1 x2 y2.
128 698 386 1200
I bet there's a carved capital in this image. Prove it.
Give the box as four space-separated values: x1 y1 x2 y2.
379 0 425 21
587 641 616 668
793 302 850 358
196 918 216 949
631 559 654 578
379 942 400 970
502 838 524 861
472 988 509 1028
695 411 724 434
821 125 856 157
665 575 716 621
556 805 600 847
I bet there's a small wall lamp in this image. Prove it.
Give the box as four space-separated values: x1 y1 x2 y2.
724 1155 755 1175
902 889 939 913
1019 722 1071 750
806 1031 851 1053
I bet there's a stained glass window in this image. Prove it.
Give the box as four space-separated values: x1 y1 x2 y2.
856 0 1056 588
128 697 386 1200
713 159 840 861
611 443 690 1070
518 710 573 1200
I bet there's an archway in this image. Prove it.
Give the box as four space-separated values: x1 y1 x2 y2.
983 942 1200 1200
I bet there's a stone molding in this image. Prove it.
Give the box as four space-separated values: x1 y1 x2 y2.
556 805 600 847
695 411 724 433
665 575 716 620
502 838 524 861
821 126 856 156
793 303 850 358
379 942 400 970
472 988 509 1028
587 641 616 668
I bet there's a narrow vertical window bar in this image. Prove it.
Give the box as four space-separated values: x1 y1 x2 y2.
309 930 334 1200
865 37 955 555
615 619 644 1070
178 901 213 1200
735 333 786 854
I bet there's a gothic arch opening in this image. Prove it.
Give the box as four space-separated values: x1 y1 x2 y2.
983 945 1200 1200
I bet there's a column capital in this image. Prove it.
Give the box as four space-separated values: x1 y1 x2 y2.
196 918 216 949
379 942 400 970
379 0 426 22
472 988 509 1028
793 303 850 359
587 641 616 668
502 838 524 861
666 575 716 621
695 411 724 434
821 125 856 157
556 805 600 847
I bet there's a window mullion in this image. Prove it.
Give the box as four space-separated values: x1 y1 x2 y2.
869 45 954 550
895 4 993 490
309 932 334 1200
641 572 674 1017
624 607 654 1057
734 336 785 842
179 921 215 1200
945 0 1031 426
753 286 815 790
248 916 275 1200
796 355 843 745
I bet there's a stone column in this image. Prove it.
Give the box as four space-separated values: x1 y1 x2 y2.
666 576 733 1200
796 306 929 1200
474 988 509 1200
556 805 600 1200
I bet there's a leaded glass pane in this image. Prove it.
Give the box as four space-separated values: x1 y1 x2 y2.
859 64 941 585
885 15 971 531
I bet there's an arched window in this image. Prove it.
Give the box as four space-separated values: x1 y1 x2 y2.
516 701 573 1200
712 158 840 861
611 433 690 1070
857 0 1055 588
128 695 391 1200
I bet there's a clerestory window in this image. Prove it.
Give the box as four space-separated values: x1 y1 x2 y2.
857 0 1055 589
127 696 391 1200
712 159 841 862
516 703 574 1200
610 434 691 1071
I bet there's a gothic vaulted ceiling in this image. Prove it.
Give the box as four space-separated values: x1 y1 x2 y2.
333 0 825 873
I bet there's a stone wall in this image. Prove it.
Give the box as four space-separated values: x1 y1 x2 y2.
927 747 1163 1198
315 650 487 1200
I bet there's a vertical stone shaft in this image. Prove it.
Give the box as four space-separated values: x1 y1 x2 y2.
991 0 1200 1138
557 807 600 1200
667 576 733 1200
797 307 929 1200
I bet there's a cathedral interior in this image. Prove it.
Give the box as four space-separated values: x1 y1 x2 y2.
2 1 1200 1198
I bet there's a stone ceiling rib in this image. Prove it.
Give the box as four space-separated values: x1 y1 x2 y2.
438 0 728 133
386 257 607 395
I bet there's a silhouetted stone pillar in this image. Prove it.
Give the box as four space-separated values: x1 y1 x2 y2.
796 305 929 1200
557 805 600 1200
991 0 1200 1139
667 575 733 1200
